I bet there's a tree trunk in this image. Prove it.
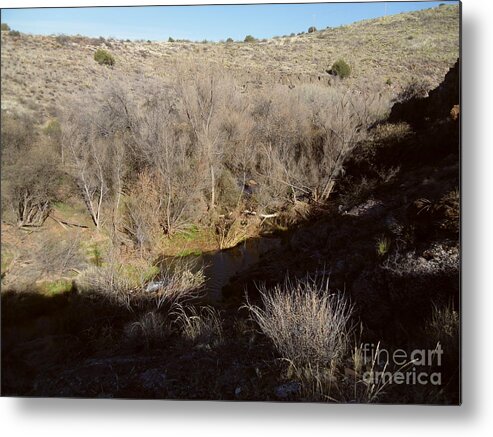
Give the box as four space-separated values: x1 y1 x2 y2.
210 164 215 211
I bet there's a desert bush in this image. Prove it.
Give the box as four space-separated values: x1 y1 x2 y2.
77 258 205 311
1 112 37 166
246 274 353 369
55 34 70 46
1 23 10 31
426 302 459 348
214 212 251 250
330 59 351 78
8 30 20 37
3 142 62 226
396 78 430 102
34 232 86 276
173 304 223 346
226 37 234 43
94 48 115 66
122 170 163 252
244 35 256 43
251 84 389 207
168 37 175 42
125 311 170 348
308 26 317 33
150 260 206 309
246 275 354 401
216 169 242 212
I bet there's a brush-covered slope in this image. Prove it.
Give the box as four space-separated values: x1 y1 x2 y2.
1 4 459 121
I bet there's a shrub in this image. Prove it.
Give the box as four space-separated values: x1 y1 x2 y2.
246 274 353 401
77 259 205 311
34 233 85 276
8 30 20 37
427 303 459 343
3 140 62 227
174 304 223 346
125 311 170 348
425 302 459 367
246 274 353 369
375 236 391 257
55 34 70 46
94 48 115 66
244 35 256 43
396 78 430 102
330 59 351 79
1 23 10 31
168 36 175 42
308 26 317 33
226 37 234 43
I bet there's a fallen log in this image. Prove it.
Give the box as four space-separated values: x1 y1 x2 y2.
242 210 278 219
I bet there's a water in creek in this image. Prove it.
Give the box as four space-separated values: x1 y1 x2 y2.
158 236 282 302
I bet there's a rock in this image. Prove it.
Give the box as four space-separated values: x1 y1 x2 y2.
145 280 168 292
139 368 167 391
346 199 383 217
275 381 301 399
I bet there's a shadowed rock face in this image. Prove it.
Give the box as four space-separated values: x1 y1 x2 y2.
389 59 459 128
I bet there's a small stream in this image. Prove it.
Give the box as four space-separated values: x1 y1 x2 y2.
158 236 282 302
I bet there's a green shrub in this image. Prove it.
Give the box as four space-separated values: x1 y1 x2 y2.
330 59 351 79
226 37 234 43
308 26 317 33
1 23 10 31
168 37 175 42
94 49 115 66
375 236 391 257
244 35 256 43
8 30 20 37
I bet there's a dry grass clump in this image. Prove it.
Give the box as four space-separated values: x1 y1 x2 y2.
151 260 206 309
246 274 353 401
76 259 205 311
246 275 353 369
436 188 459 234
125 310 170 348
426 302 459 349
173 304 223 346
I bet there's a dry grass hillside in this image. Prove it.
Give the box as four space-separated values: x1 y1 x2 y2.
1 4 459 121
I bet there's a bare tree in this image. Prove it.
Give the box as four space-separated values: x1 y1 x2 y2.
2 131 61 227
63 130 109 229
177 68 232 211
